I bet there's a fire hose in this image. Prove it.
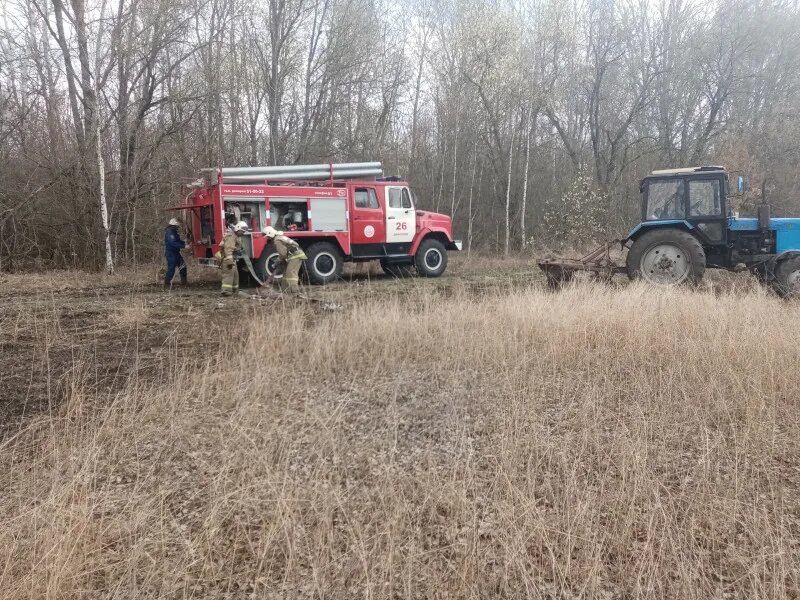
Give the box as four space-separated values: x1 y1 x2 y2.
239 255 265 287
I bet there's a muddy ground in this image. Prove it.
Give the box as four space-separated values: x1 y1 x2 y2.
0 257 545 434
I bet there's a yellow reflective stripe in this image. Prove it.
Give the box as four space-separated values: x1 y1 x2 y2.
285 277 299 283
288 253 307 261
222 283 235 289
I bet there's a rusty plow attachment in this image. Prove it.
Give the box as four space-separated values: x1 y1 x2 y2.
538 240 628 288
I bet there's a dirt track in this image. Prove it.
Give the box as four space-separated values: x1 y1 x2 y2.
0 281 219 427
0 259 545 433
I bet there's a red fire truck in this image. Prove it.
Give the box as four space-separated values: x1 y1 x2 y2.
178 162 462 284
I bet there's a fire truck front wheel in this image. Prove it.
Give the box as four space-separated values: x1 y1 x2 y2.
414 238 448 277
304 242 344 285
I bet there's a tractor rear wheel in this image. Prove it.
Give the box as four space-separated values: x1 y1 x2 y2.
773 256 800 298
626 229 705 286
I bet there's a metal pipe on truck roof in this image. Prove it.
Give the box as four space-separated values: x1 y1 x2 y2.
225 162 380 175
263 167 382 177
221 166 383 182
221 169 377 178
219 170 382 181
222 173 383 182
217 162 382 177
198 164 370 175
223 169 383 181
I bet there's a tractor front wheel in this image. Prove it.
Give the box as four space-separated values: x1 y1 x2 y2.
773 256 800 298
626 229 705 286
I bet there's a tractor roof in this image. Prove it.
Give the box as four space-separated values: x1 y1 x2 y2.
646 166 727 178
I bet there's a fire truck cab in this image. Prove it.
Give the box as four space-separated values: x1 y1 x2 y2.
180 162 461 284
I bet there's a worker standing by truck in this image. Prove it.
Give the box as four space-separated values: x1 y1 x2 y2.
164 218 188 288
216 221 248 296
262 226 307 294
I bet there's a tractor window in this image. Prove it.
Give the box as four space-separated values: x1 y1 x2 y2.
646 180 685 220
689 180 721 217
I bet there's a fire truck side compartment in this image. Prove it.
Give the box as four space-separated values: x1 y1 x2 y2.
269 198 309 231
309 198 347 231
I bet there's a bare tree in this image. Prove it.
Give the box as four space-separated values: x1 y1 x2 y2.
3 0 800 267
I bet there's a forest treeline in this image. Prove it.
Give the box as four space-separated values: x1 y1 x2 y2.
1 0 799 270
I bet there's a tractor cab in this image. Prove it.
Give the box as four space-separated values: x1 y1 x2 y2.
638 166 729 251
634 166 733 268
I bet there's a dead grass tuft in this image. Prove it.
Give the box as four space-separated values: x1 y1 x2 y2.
110 300 151 328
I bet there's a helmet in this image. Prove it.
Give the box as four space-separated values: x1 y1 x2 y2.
232 221 249 233
262 226 278 238
168 218 179 226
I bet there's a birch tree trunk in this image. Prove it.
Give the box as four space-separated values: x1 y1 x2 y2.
96 120 113 273
409 27 429 168
504 127 515 256
68 0 114 272
466 139 479 256
435 138 447 213
450 107 459 218
520 107 533 250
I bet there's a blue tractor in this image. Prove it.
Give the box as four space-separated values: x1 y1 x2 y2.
538 166 800 297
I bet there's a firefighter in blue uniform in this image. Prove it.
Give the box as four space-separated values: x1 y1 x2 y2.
164 218 189 288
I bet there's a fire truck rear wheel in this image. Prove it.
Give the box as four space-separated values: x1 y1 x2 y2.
414 238 448 278
304 242 344 285
254 243 280 282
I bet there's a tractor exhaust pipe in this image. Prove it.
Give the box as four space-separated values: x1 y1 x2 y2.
758 204 771 230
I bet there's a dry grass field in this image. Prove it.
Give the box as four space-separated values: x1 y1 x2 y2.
1 258 799 599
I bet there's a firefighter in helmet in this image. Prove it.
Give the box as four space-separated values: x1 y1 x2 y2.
262 226 307 294
164 218 189 288
216 221 248 296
